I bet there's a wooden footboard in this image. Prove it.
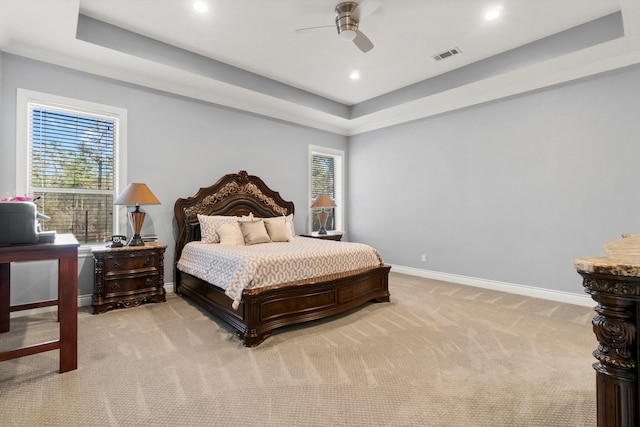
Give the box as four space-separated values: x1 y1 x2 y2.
176 265 391 347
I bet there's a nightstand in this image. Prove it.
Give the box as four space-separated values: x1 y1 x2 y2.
92 243 166 314
300 231 343 241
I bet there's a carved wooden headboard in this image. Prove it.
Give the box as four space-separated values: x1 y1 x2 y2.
173 170 295 268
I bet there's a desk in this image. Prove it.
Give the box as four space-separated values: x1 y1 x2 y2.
0 234 79 373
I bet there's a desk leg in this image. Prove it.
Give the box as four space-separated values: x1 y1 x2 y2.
0 263 9 333
58 255 77 373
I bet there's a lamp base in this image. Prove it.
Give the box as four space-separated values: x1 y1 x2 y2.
318 209 329 234
128 234 145 246
127 207 146 246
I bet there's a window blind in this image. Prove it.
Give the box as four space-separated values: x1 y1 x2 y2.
28 105 118 243
311 153 336 232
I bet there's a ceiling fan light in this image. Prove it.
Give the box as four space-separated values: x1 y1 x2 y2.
339 29 357 41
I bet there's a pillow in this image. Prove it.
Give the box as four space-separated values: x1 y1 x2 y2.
264 216 293 242
217 222 245 246
239 219 271 245
285 213 296 237
198 214 253 243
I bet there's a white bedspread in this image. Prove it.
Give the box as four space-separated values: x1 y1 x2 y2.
177 236 384 309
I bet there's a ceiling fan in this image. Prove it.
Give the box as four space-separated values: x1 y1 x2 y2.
297 1 375 53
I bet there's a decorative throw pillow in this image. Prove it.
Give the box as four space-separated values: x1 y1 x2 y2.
285 213 296 238
217 222 245 246
239 219 271 245
198 214 253 243
264 216 292 242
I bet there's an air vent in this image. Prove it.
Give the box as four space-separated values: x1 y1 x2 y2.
432 47 461 61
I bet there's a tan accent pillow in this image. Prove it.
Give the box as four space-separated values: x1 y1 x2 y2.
285 213 296 237
264 216 292 242
198 214 252 243
239 219 271 245
217 222 245 246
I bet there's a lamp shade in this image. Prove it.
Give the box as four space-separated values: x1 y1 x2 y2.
311 194 336 209
114 183 160 206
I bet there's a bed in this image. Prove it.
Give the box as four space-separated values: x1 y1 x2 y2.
174 170 391 347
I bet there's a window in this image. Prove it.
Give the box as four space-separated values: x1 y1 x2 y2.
16 89 127 244
309 145 344 232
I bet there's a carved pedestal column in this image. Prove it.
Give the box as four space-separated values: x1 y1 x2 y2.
577 234 640 427
583 279 637 427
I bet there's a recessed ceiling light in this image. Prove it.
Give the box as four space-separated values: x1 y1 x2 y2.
193 1 208 13
350 71 361 80
484 6 503 20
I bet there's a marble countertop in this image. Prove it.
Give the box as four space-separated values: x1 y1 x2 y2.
575 234 640 276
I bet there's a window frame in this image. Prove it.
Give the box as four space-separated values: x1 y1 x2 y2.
308 145 344 233
16 89 128 246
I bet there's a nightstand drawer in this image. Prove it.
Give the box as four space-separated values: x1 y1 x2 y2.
105 274 159 298
103 251 160 272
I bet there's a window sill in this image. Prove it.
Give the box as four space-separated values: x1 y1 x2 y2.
78 243 112 257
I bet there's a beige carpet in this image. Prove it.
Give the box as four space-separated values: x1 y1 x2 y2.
0 272 596 426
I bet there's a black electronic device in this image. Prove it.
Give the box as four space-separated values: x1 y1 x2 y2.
107 235 127 248
0 200 56 245
0 201 39 245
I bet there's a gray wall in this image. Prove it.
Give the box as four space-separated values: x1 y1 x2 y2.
348 65 640 294
0 53 347 304
3 49 640 304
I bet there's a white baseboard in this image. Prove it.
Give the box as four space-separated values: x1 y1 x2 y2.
390 264 594 307
79 294 92 307
10 282 176 318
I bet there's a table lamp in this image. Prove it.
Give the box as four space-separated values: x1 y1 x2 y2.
311 194 336 235
114 183 160 246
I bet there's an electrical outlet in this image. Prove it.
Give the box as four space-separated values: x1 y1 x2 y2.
421 254 427 262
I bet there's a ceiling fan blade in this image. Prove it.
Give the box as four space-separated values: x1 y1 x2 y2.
295 25 334 34
353 30 374 52
356 0 382 19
